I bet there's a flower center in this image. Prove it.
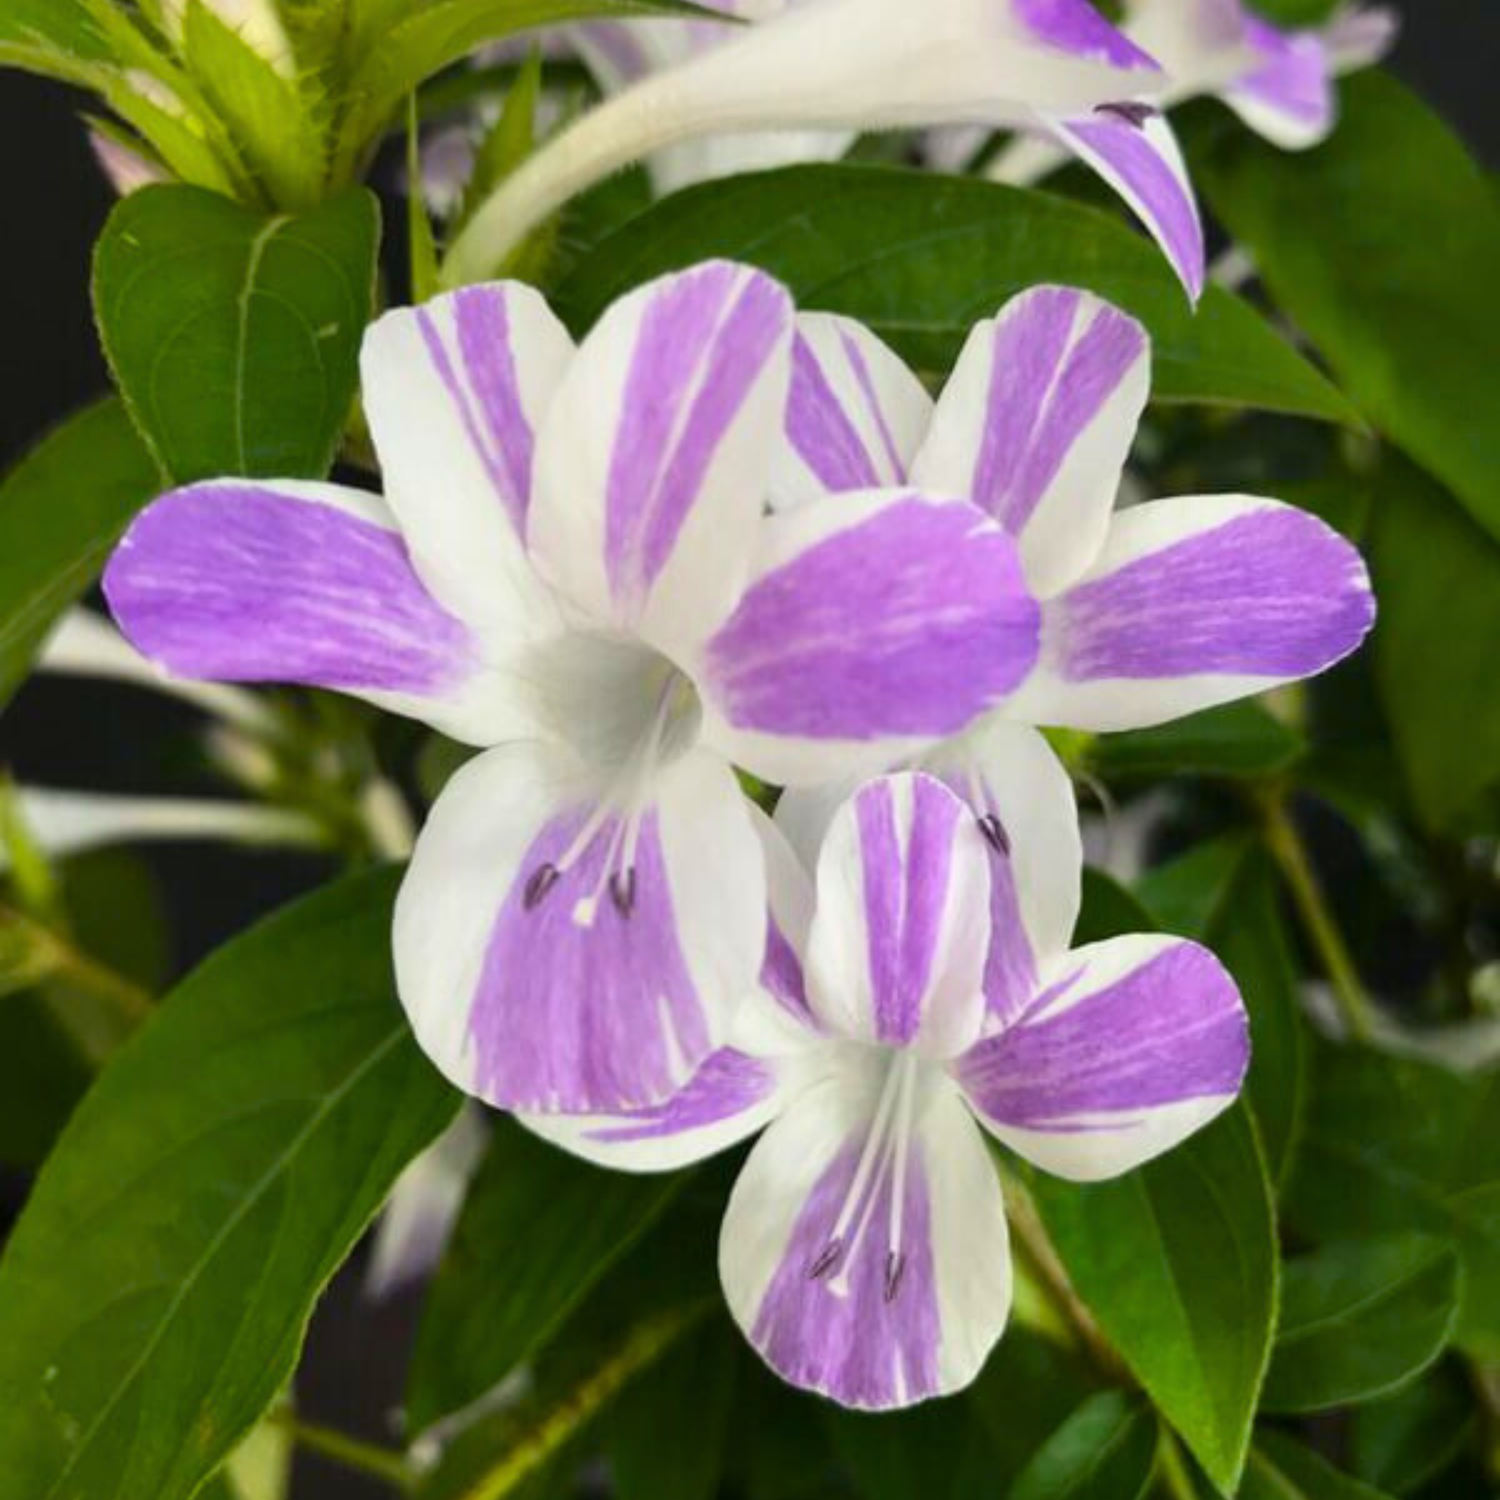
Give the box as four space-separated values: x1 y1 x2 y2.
521 633 701 929
807 1052 928 1304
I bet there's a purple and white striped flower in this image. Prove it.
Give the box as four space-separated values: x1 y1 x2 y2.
568 0 854 195
442 0 1208 297
984 1 1398 193
769 284 1373 1020
774 285 1375 729
104 262 1043 1115
528 772 1249 1408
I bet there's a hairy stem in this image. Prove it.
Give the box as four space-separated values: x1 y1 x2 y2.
999 1165 1129 1382
1 904 154 1030
456 1301 711 1500
267 1410 414 1491
1259 790 1377 1042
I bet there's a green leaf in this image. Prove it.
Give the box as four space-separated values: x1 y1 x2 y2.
1073 868 1157 947
1136 835 1255 944
0 850 171 1169
0 399 160 712
415 1181 724 1500
1197 73 1500 541
337 0 722 173
1210 856 1307 1189
1140 844 1308 1191
1028 1105 1278 1495
553 164 1357 424
0 0 112 81
1262 1235 1461 1413
93 185 379 483
1245 0 1342 23
1285 1042 1500 1363
826 1395 995 1500
0 990 93 1168
1087 702 1305 782
1243 1432 1394 1500
0 867 458 1500
606 1323 738 1500
406 1115 686 1433
725 1354 841 1500
1007 1392 1156 1500
967 1329 1100 1490
1349 1362 1479 1496
1364 457 1500 834
181 1 321 209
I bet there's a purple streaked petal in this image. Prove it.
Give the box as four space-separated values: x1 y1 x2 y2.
104 480 476 701
360 283 572 638
911 286 1148 596
922 722 1082 1028
720 1073 1010 1410
1014 0 1162 72
1006 496 1375 732
1223 19 1335 149
365 1106 487 1299
956 934 1248 1180
698 491 1041 786
774 314 931 510
607 267 787 596
1321 5 1399 74
750 802 823 1034
529 262 792 646
1047 110 1205 302
522 1045 788 1173
805 775 991 1059
395 744 765 1115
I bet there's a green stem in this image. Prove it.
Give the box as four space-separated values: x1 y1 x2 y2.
1260 791 1377 1042
998 1165 1129 1383
266 1410 413 1492
456 1301 710 1500
1157 1429 1200 1500
2 904 154 1030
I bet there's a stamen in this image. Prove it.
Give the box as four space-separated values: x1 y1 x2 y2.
977 812 1010 856
610 867 637 917
557 675 684 928
524 863 560 910
1094 100 1157 128
808 1239 843 1280
886 1055 918 1294
807 1064 903 1286
884 1251 907 1304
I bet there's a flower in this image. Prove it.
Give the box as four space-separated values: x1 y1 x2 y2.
365 1106 488 1299
568 0 854 195
0 787 320 874
773 284 1374 729
766 285 1374 1020
527 771 1249 1408
89 131 169 197
1128 0 1397 149
104 262 1044 1116
441 0 1208 297
986 1 1398 192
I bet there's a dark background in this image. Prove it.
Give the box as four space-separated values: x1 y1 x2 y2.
1 3 1497 1493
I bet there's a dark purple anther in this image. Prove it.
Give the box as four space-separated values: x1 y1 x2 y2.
524 863 560 910
1094 100 1158 129
978 813 1011 857
808 1239 843 1280
884 1251 907 1304
610 867 637 917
